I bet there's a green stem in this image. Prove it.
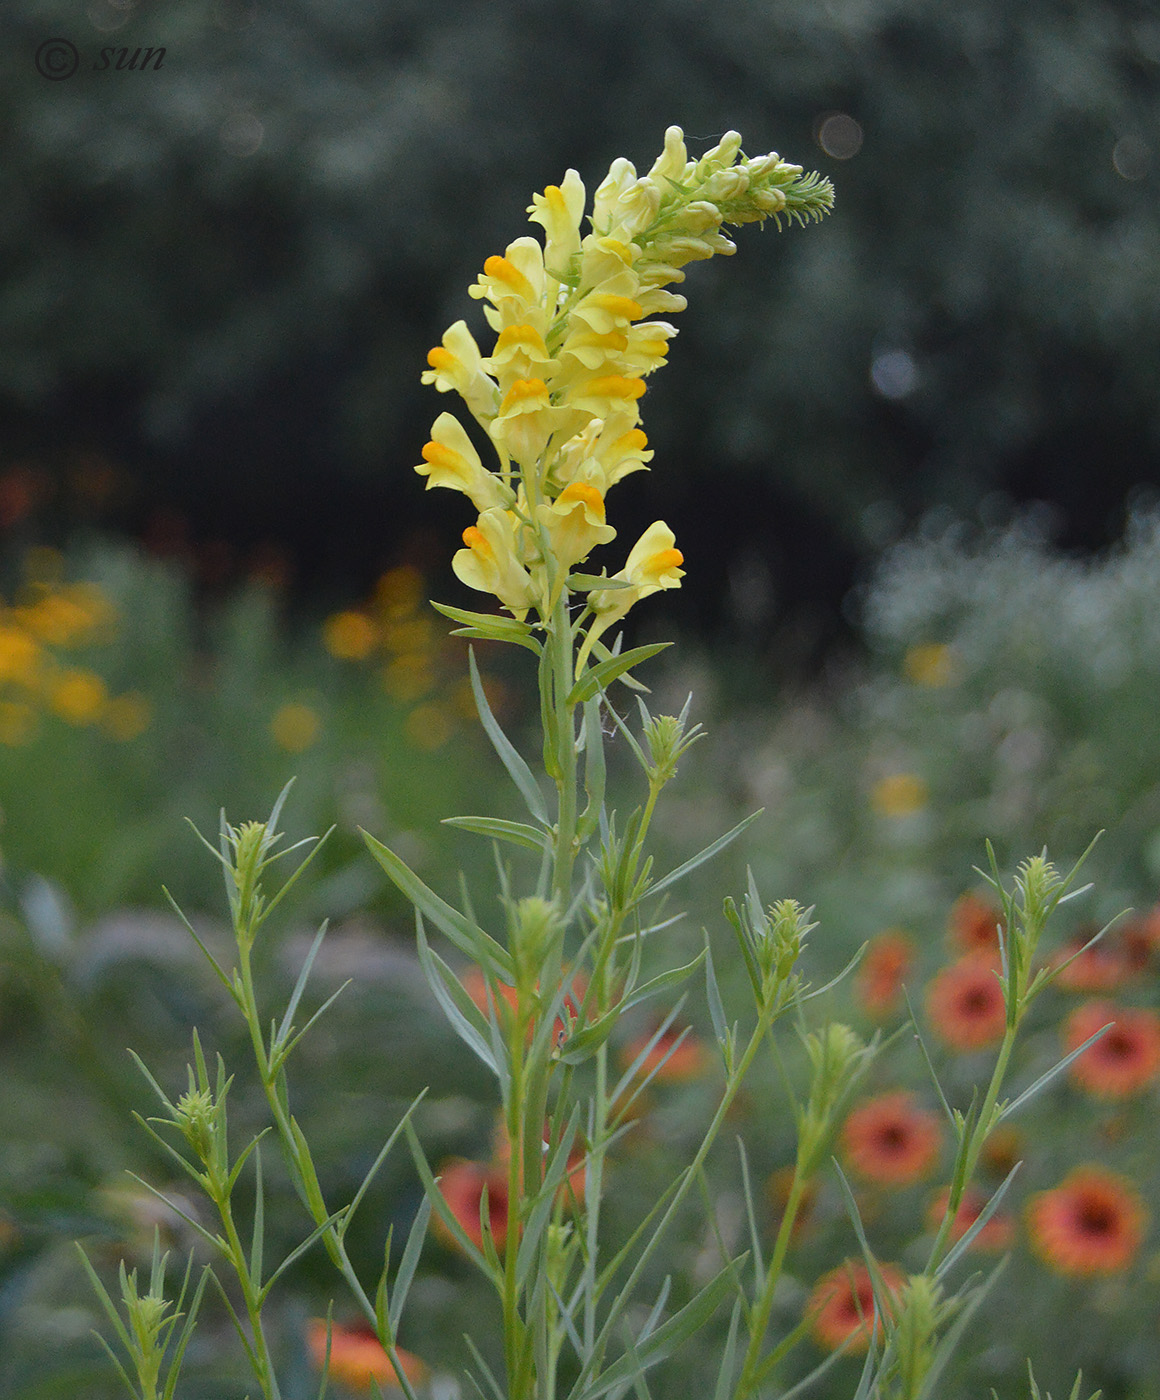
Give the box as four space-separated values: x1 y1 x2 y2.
234 934 422 1400
735 1170 810 1398
550 588 579 907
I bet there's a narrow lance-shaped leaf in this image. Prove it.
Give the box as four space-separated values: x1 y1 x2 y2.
649 810 765 898
362 829 514 978
468 647 549 823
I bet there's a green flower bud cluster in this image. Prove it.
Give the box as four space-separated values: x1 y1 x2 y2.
797 1023 872 1179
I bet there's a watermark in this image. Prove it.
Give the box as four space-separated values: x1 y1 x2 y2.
34 37 166 79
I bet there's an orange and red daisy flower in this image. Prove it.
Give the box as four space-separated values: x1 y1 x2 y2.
1063 1000 1160 1099
947 892 1004 962
1026 1166 1148 1276
306 1320 427 1393
855 930 914 1019
434 1159 511 1252
925 956 1007 1052
840 1091 942 1187
805 1260 905 1352
925 1184 1016 1252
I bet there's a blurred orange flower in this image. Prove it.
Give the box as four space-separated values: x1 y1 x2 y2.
980 1124 1023 1179
1026 1166 1148 1276
435 1159 511 1253
306 1319 427 1392
619 1022 710 1084
1063 1001 1160 1099
767 1165 816 1243
925 956 1007 1052
926 1185 1015 1252
855 930 914 1019
461 966 589 1045
806 1260 905 1352
1049 929 1132 993
947 892 1003 962
840 1091 942 1187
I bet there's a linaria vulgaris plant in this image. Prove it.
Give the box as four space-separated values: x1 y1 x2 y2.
82 126 1108 1400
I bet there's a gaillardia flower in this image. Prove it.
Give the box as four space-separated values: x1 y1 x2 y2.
806 1260 905 1352
306 1320 427 1393
841 1091 942 1187
925 956 1007 1052
415 127 834 647
855 929 914 1019
1027 1166 1148 1276
1062 1000 1160 1099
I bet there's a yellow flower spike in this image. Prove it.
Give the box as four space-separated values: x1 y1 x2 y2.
621 322 678 374
422 320 500 422
416 412 512 512
590 158 662 240
558 328 630 372
535 482 616 573
595 425 653 487
527 167 586 279
452 509 539 617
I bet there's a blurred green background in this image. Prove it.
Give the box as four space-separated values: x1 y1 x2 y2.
4 2 1160 1397
4 0 1158 649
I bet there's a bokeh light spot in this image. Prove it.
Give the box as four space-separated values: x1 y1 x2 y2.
816 113 864 160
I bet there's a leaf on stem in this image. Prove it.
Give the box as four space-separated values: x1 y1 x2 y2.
362 829 514 979
566 643 672 706
994 1021 1113 1123
649 811 764 899
467 647 549 823
443 815 552 853
431 600 542 654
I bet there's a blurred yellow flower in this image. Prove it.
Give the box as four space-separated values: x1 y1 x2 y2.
323 610 379 660
383 654 436 703
0 699 38 746
871 773 929 818
271 702 321 753
0 626 41 686
375 566 425 619
102 692 153 742
49 669 108 725
406 701 455 751
903 643 956 687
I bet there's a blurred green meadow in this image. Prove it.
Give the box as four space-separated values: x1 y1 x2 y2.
4 509 1160 1398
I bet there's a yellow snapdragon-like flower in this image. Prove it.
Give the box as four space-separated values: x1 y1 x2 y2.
535 482 616 572
452 508 539 616
416 412 512 512
417 126 833 623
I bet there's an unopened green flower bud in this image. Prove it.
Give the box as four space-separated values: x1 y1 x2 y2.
641 700 704 787
174 1087 217 1163
510 897 562 983
891 1274 949 1398
760 899 815 985
797 1023 869 1176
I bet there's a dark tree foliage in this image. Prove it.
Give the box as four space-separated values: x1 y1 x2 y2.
5 0 1158 645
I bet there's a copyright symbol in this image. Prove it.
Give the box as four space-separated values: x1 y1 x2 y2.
35 38 79 81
